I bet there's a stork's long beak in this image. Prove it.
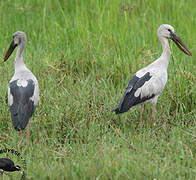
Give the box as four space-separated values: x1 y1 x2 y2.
3 40 17 62
171 32 192 56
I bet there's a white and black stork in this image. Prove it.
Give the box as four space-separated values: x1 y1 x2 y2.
3 31 39 141
113 24 192 127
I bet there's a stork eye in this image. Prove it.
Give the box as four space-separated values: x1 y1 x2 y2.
168 29 171 32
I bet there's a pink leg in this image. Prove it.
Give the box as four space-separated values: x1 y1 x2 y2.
150 106 156 127
140 104 143 127
26 121 31 144
19 130 22 139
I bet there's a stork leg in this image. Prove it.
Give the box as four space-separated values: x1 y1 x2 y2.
139 104 144 128
19 130 22 139
150 105 156 127
26 121 30 144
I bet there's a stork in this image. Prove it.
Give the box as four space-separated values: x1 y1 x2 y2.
3 31 39 142
113 24 192 127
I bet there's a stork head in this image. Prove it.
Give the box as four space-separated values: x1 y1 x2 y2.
3 31 27 62
12 31 26 46
157 24 175 39
157 24 192 56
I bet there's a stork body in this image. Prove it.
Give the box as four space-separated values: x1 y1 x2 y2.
4 31 39 141
113 24 192 127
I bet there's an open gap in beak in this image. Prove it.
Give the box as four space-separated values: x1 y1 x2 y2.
3 40 18 62
171 33 192 56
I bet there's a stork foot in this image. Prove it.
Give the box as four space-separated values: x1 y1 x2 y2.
150 117 154 127
25 121 31 145
139 104 143 128
150 106 156 127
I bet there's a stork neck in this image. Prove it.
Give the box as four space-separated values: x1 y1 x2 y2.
158 36 171 68
159 36 171 58
15 44 27 72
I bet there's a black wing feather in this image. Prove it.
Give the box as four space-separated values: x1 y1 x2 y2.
9 79 35 131
113 72 154 114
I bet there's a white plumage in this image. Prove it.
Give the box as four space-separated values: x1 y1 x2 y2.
113 24 192 127
4 31 39 141
8 71 39 107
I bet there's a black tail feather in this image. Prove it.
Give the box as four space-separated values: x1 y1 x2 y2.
112 107 120 114
10 102 35 131
112 105 130 114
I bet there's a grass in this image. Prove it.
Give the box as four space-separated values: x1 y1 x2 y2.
0 0 195 179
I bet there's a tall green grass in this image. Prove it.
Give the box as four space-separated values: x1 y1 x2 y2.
0 0 195 179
